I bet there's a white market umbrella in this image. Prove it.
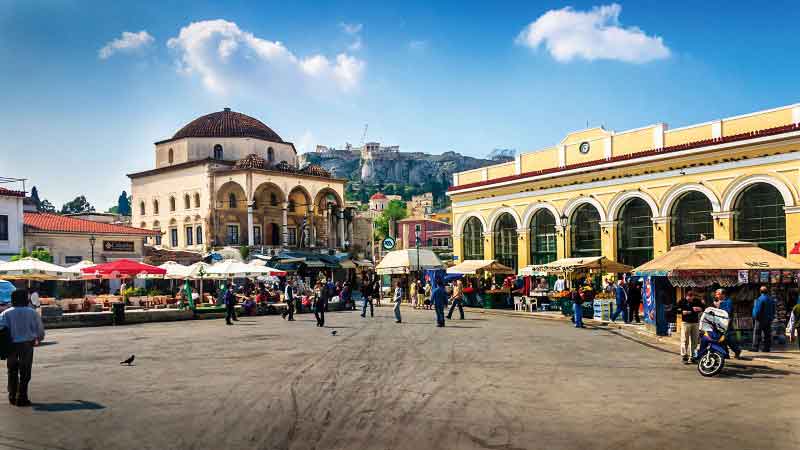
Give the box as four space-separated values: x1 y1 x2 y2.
66 260 96 272
207 260 282 278
158 261 192 280
0 257 79 281
375 249 444 275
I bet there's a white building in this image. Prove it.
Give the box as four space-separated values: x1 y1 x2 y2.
0 185 25 262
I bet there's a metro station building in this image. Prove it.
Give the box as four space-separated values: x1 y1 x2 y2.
448 103 800 272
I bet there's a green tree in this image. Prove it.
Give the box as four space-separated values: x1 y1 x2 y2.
10 248 53 263
39 199 56 213
30 186 42 210
117 191 131 216
373 199 408 239
60 195 95 214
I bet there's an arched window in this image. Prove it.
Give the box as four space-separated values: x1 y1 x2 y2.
671 191 713 246
169 197 176 212
213 144 223 160
139 201 146 216
530 209 557 265
270 193 277 206
168 148 174 164
493 213 518 271
194 193 200 208
228 193 237 209
570 204 601 258
153 200 159 215
184 194 191 210
734 183 787 255
462 217 484 261
617 198 654 267
196 226 203 245
267 147 275 162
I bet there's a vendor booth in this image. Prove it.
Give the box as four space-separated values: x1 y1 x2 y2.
447 259 515 308
376 249 444 301
634 239 800 340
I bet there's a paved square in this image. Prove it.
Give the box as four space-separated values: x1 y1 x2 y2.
0 307 797 450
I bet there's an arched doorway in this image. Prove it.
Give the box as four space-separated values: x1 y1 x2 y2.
462 217 484 260
734 183 787 255
671 191 714 246
617 198 654 267
570 204 601 258
493 213 518 271
530 210 557 264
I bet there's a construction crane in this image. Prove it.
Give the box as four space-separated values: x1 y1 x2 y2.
359 123 368 147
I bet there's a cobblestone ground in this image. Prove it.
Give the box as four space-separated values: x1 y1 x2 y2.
0 307 797 450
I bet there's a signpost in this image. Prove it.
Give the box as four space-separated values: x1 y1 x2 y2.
382 237 395 251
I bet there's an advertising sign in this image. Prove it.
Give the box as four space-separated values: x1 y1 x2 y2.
643 276 656 325
103 241 134 252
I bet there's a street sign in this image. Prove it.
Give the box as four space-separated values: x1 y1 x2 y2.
382 236 396 250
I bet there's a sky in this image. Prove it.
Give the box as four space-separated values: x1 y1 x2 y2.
2 0 800 210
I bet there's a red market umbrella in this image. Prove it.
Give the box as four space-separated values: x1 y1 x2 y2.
81 259 167 279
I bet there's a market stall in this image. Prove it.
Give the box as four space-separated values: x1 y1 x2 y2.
634 239 800 340
376 249 444 301
447 259 515 307
520 256 632 312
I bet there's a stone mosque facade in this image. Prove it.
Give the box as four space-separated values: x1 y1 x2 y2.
128 108 352 253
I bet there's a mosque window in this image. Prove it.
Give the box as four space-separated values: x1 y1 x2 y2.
214 144 224 160
168 148 174 164
267 147 275 162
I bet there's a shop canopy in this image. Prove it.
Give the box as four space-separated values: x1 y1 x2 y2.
447 259 515 275
520 256 632 276
207 260 287 278
376 249 444 275
81 259 166 279
633 239 800 277
0 257 79 280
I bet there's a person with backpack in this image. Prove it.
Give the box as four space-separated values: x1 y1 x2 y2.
0 290 45 407
282 278 295 321
752 286 775 352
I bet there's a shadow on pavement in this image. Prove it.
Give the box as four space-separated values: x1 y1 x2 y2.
719 364 795 380
33 400 106 412
37 341 58 347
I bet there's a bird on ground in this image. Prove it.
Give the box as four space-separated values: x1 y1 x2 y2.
331 330 337 336
120 355 135 365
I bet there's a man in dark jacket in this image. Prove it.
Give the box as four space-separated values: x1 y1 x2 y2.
752 286 775 352
1 290 45 406
360 276 374 318
432 276 447 327
610 279 628 323
282 278 295 321
572 289 586 328
627 281 642 323
224 284 237 325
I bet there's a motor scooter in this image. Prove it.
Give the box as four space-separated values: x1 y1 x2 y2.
696 307 729 377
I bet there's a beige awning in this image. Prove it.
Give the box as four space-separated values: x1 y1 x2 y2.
375 249 444 275
447 259 515 275
338 259 357 269
634 239 800 275
354 259 374 268
0 257 79 280
521 256 632 275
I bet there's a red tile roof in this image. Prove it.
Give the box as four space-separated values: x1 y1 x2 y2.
370 192 386 200
0 187 25 197
449 122 800 192
24 213 159 236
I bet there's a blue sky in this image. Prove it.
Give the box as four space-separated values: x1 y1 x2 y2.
2 0 799 210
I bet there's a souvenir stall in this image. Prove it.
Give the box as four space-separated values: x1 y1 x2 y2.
634 239 800 340
447 260 515 307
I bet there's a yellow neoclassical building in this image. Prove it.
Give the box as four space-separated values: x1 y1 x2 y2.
448 103 800 272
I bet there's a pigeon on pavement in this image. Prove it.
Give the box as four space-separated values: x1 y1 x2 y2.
120 355 135 365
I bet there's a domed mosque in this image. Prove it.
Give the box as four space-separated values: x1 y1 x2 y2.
128 108 350 253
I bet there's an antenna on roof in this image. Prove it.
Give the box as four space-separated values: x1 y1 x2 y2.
360 123 368 147
586 120 589 129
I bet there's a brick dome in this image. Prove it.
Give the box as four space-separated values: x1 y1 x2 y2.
172 108 283 142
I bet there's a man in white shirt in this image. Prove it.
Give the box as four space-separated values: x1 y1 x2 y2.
553 275 566 292
28 290 40 309
1 290 45 407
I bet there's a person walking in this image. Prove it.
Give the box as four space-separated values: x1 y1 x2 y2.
373 277 382 307
752 286 775 352
424 281 432 310
409 279 418 309
314 280 331 327
341 281 353 311
432 276 447 327
610 279 628 323
677 290 703 364
361 276 374 318
1 290 45 406
714 288 742 359
224 283 237 325
282 278 295 321
393 281 403 324
790 297 800 350
572 288 586 328
447 279 465 320
627 281 642 323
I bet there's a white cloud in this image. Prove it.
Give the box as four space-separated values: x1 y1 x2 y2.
167 19 365 94
408 40 428 51
515 4 670 63
348 37 363 51
98 30 155 59
296 130 316 153
339 22 363 35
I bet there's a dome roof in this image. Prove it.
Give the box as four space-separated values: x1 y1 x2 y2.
300 164 331 178
370 192 386 200
171 108 283 142
234 154 267 170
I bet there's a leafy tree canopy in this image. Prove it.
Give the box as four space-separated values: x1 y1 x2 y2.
373 199 408 239
10 248 53 263
60 195 95 214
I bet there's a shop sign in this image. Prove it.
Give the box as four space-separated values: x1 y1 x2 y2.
382 237 396 251
103 241 135 252
737 270 748 284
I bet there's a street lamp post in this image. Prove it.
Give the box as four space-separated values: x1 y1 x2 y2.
415 224 421 280
89 235 96 263
559 214 569 289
